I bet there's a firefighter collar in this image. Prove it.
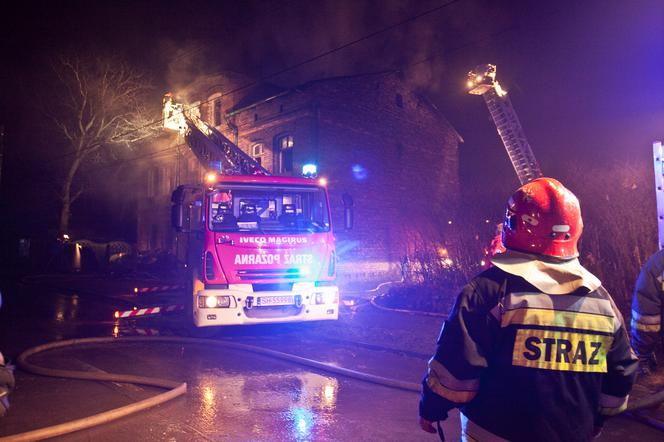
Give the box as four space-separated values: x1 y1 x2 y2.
491 249 601 295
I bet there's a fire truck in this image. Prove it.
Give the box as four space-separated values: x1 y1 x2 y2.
163 94 346 328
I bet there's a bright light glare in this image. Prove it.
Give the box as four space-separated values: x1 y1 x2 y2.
467 80 473 88
443 258 453 266
480 259 486 266
205 296 217 308
476 75 482 81
205 172 218 184
114 311 120 319
319 177 327 186
322 291 337 304
302 163 317 176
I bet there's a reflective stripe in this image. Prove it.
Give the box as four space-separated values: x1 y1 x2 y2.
427 359 479 403
502 307 614 333
460 413 510 442
631 318 661 332
631 310 661 325
427 376 477 403
506 292 614 317
599 393 629 415
428 359 480 391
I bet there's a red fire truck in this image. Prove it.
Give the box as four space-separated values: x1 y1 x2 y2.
171 172 342 327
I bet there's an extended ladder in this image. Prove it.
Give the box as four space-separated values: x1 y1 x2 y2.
163 94 270 176
467 64 542 185
653 141 664 249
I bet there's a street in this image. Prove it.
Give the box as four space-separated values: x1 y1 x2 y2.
0 277 662 441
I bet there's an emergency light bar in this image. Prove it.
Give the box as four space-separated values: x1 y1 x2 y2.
302 164 317 178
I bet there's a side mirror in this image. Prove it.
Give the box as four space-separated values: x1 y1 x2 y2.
171 204 185 232
342 193 354 230
171 185 186 232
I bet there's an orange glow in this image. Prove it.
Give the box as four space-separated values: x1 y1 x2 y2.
133 287 139 294
319 177 328 186
114 311 120 319
205 171 218 184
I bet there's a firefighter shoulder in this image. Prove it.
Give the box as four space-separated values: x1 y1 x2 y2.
419 178 638 442
631 248 664 374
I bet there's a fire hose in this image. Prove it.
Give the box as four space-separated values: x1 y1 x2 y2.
0 335 420 441
2 335 664 441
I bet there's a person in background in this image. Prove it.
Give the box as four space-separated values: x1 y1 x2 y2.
630 249 664 376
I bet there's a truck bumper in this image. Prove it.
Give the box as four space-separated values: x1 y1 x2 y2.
192 283 339 327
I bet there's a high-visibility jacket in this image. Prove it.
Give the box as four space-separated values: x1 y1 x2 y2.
419 255 637 442
631 249 664 358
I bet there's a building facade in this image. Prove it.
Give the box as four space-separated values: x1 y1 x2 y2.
137 71 461 280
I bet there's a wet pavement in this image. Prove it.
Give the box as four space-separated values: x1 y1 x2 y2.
0 276 663 441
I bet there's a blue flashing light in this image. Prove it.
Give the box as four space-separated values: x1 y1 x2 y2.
209 161 223 171
302 163 318 178
351 164 368 181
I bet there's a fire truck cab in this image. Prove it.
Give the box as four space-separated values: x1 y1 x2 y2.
172 173 340 327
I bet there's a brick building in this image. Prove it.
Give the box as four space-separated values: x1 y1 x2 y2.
137 71 461 279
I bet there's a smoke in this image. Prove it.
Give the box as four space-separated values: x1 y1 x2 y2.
158 0 518 98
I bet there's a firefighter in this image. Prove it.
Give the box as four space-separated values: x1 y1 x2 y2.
419 177 637 441
630 249 664 375
0 293 14 417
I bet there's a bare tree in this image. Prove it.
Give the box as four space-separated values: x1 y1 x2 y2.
46 56 159 235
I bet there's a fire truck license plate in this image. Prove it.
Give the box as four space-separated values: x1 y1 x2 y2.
257 295 294 306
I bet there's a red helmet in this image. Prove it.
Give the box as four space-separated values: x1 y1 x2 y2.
502 177 582 259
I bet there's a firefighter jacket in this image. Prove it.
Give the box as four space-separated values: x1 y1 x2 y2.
631 249 664 358
419 251 637 442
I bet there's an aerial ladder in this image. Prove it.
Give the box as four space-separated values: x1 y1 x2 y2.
162 93 270 176
467 64 543 185
653 141 664 250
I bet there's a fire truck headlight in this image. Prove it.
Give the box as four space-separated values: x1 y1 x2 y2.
199 295 232 308
205 296 217 308
315 291 338 305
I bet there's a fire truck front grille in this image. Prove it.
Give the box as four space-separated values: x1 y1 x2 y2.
244 305 303 318
252 283 294 292
237 268 303 280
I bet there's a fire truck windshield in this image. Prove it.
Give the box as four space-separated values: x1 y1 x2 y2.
209 184 330 233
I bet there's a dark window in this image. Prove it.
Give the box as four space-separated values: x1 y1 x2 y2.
276 135 294 173
254 157 262 166
213 98 222 126
395 94 404 108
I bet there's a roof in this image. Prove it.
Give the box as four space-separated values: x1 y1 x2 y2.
215 174 327 188
225 83 287 114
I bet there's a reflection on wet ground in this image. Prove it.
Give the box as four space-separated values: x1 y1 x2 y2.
7 282 663 441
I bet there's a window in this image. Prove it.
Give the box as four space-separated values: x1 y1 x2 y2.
213 98 222 126
147 166 160 198
209 184 330 233
276 135 294 173
252 143 264 157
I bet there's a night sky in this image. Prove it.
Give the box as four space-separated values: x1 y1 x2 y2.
1 0 662 238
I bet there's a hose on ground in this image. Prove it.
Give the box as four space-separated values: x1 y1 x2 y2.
4 335 664 441
0 335 420 442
